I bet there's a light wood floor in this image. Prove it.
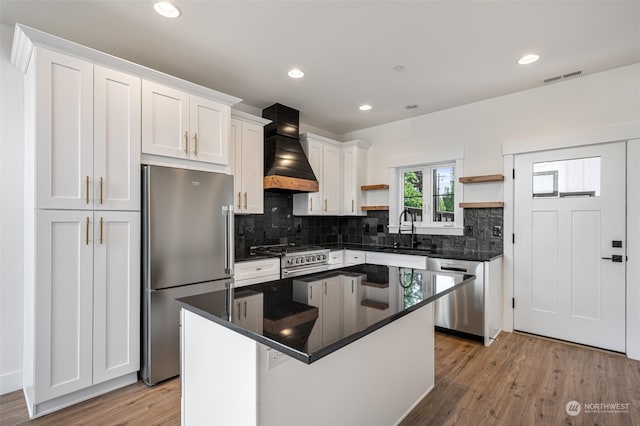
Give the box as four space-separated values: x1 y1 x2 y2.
2 332 639 425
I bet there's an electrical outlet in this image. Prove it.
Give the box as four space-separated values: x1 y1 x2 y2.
464 225 474 236
493 225 502 237
267 349 290 370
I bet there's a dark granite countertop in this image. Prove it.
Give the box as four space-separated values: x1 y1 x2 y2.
323 243 503 262
176 264 474 364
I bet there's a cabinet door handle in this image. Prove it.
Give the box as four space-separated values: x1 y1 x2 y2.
243 301 247 319
310 287 313 300
324 282 327 295
310 198 313 211
237 192 242 209
244 192 248 209
85 176 90 204
85 216 90 245
324 199 328 212
99 217 103 244
193 132 198 156
184 131 189 154
351 280 354 293
352 199 354 212
256 267 262 271
99 177 104 205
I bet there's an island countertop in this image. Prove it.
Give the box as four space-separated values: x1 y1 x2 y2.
176 263 474 364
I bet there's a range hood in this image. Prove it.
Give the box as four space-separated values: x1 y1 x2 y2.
262 103 319 193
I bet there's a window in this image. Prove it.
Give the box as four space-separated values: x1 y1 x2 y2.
400 163 457 226
532 157 601 198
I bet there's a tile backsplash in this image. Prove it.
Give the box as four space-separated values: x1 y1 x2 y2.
235 192 503 257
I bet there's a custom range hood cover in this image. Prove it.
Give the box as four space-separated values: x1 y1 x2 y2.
262 103 319 193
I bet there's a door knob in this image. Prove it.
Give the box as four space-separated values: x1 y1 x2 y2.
601 255 623 263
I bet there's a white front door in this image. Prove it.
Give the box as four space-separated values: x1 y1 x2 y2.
514 142 626 352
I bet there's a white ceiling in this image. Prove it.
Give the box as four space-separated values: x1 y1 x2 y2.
1 1 639 135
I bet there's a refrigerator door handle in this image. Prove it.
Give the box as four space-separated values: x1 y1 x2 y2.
223 205 234 275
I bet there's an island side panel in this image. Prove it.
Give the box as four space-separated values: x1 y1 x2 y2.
181 309 258 425
258 304 435 426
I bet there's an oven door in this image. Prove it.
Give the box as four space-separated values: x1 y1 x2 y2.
282 264 330 278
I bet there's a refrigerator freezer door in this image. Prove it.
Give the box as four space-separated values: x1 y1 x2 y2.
142 279 232 385
144 165 234 290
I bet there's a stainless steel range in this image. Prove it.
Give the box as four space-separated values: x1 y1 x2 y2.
251 244 330 278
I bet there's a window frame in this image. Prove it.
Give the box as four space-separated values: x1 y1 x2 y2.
390 159 464 236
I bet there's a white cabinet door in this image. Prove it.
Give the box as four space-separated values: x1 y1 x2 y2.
322 144 342 215
93 211 140 384
94 66 141 211
35 48 93 210
35 210 93 401
240 121 264 213
141 80 189 159
231 119 265 214
190 95 229 165
307 141 323 214
342 145 367 216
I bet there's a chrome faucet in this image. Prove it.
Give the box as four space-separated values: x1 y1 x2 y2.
398 208 416 248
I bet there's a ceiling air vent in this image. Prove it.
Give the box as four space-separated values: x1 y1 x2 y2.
543 70 583 84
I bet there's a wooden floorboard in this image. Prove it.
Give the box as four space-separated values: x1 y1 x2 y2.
1 332 639 425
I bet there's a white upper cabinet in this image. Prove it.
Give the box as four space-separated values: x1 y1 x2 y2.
230 111 270 214
190 95 229 164
342 140 370 216
142 80 230 166
33 49 140 211
293 134 343 215
34 48 94 210
94 66 141 211
141 80 189 160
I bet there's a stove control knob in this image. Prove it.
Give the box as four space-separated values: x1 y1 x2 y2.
311 256 316 262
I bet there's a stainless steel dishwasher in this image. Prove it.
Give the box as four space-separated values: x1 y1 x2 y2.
429 257 484 342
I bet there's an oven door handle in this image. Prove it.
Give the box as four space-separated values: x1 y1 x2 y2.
282 264 328 277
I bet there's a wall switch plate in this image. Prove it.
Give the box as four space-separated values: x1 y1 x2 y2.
464 225 474 236
492 225 502 237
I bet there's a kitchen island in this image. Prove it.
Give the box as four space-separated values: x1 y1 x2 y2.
176 264 474 426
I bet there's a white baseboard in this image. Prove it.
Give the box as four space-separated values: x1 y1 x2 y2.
0 369 22 395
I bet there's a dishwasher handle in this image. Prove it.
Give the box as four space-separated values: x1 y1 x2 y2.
441 266 467 273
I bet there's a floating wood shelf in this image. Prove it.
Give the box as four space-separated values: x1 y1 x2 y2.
360 299 389 310
361 205 389 211
459 174 504 184
361 184 389 191
361 280 389 289
459 202 505 208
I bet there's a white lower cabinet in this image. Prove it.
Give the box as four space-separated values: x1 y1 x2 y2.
234 258 280 287
344 250 366 265
26 210 140 416
328 250 344 270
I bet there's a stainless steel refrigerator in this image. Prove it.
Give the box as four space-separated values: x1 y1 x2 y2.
142 165 234 385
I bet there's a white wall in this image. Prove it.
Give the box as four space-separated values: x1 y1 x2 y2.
0 22 25 394
345 63 640 203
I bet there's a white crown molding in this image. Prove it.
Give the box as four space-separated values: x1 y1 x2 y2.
342 139 372 149
231 109 271 126
300 132 342 146
9 23 242 106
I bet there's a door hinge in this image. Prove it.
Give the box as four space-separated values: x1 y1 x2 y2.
512 168 515 179
512 233 515 244
512 298 515 309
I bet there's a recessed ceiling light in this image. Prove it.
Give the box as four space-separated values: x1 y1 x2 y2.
518 54 540 65
288 69 304 78
393 65 405 72
405 104 418 109
154 1 181 18
359 104 372 111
